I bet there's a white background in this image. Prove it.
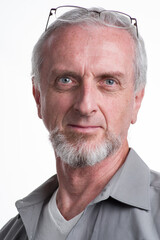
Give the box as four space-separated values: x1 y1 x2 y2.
0 0 160 228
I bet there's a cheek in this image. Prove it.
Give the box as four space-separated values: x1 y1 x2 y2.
103 95 134 135
40 92 74 131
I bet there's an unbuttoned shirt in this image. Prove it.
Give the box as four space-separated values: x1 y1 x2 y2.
1 148 160 239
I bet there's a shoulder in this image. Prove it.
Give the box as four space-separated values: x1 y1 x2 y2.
0 214 28 240
150 170 160 212
150 169 160 189
149 170 160 233
150 169 160 202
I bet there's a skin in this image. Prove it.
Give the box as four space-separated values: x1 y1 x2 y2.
33 24 144 220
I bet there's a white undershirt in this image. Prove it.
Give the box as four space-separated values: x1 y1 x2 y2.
35 189 83 240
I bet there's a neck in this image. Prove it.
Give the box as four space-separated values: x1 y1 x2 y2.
56 140 129 220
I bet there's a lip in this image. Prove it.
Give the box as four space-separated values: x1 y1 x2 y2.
67 124 102 133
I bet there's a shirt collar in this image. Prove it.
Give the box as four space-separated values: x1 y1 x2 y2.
16 175 58 239
90 148 151 211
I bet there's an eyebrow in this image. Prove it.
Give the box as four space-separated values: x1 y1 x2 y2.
97 71 125 80
48 69 81 82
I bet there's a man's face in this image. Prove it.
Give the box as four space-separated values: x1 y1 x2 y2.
33 24 144 165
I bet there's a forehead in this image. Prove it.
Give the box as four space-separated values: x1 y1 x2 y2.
42 24 135 77
46 23 135 51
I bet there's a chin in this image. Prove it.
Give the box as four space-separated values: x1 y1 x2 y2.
49 127 121 168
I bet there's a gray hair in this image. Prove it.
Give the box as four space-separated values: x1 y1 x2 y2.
31 7 147 92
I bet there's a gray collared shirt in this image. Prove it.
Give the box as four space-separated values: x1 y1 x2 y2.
1 148 160 239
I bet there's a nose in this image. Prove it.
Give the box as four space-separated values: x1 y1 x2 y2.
73 82 98 117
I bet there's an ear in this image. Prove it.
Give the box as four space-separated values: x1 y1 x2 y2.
131 88 145 124
32 77 42 119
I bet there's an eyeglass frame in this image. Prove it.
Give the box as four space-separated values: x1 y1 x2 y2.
45 5 138 37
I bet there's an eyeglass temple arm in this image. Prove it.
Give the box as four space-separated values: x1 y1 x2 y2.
45 8 56 32
131 17 139 37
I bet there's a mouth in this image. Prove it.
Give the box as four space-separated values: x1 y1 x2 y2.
67 124 102 133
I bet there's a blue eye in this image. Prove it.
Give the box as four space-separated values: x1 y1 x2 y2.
59 77 72 84
105 79 115 85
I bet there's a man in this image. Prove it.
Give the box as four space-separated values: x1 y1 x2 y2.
1 6 160 240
